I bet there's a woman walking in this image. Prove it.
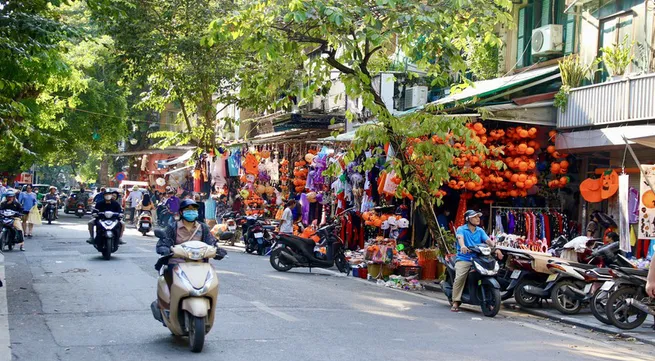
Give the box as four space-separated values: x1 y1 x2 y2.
204 193 217 228
18 184 38 249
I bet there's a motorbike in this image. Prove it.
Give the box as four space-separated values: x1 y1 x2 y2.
75 201 86 218
43 199 57 224
0 209 23 251
137 210 153 236
91 210 122 260
151 229 223 352
156 204 170 227
603 266 653 330
496 235 569 306
244 216 274 255
269 210 350 273
440 245 502 317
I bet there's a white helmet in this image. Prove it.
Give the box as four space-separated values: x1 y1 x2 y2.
381 220 390 230
397 218 409 228
387 217 397 227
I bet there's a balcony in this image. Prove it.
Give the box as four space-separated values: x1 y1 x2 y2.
557 73 655 129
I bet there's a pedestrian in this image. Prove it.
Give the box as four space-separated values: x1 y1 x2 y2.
215 194 229 221
18 184 37 246
0 181 6 202
586 212 600 238
437 209 451 229
125 186 144 224
231 195 242 213
279 199 296 234
205 193 217 228
646 256 655 298
194 193 206 223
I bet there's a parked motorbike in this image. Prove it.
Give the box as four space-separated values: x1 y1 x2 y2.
441 245 502 317
269 210 350 273
244 216 274 255
0 209 23 251
91 210 122 260
75 201 86 218
151 229 224 352
604 266 654 330
137 210 153 236
43 199 57 224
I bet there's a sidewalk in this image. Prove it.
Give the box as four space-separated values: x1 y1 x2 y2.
420 280 655 346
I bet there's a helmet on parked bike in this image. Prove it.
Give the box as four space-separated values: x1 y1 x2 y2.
179 199 198 211
464 210 482 222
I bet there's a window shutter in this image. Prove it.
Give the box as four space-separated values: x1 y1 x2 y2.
517 7 526 66
564 13 576 54
541 0 552 26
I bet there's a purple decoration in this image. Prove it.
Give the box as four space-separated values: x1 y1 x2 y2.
300 193 310 225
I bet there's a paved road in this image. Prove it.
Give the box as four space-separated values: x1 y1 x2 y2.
1 214 653 361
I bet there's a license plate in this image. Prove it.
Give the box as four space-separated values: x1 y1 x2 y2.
142 224 150 229
583 284 592 294
511 270 521 279
254 232 264 238
547 274 558 282
600 281 615 291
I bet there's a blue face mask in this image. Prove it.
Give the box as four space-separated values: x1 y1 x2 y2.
182 210 198 222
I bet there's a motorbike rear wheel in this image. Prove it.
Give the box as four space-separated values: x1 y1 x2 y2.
481 286 501 317
514 279 540 308
590 289 612 325
187 312 205 353
551 280 583 315
47 212 53 225
269 248 294 272
606 286 648 330
334 251 349 274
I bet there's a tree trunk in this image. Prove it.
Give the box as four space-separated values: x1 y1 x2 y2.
99 156 109 187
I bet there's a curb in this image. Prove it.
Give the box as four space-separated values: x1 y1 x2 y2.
414 278 655 346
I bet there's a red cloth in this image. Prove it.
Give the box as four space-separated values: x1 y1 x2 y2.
544 215 551 246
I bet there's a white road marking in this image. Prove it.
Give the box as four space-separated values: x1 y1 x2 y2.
0 254 11 361
251 301 299 322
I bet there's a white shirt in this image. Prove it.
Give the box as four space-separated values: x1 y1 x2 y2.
280 207 294 234
126 190 143 207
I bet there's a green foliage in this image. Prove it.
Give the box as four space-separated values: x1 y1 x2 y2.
602 36 634 77
465 38 501 81
554 85 570 113
555 55 599 112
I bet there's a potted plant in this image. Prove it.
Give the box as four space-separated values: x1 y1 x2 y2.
554 55 599 112
602 35 634 81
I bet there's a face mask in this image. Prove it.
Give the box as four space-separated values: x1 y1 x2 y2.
104 195 113 201
182 210 198 222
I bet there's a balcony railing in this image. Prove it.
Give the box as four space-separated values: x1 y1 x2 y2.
557 73 655 129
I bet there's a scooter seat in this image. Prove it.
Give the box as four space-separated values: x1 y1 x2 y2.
591 268 612 276
619 267 648 277
568 262 596 270
279 234 315 248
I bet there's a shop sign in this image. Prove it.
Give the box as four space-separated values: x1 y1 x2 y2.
20 172 32 184
638 165 655 239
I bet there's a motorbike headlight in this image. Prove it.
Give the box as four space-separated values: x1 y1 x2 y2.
474 261 498 276
479 246 491 256
181 245 206 261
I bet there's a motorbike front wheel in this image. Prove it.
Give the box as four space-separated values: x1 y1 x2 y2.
187 312 205 353
102 238 112 260
334 251 349 274
606 287 648 330
269 248 294 272
590 289 612 325
480 286 501 317
245 240 255 254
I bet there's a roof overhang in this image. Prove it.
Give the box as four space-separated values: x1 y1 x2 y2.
556 125 655 152
481 101 557 126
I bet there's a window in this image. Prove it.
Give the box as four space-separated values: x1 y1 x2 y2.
516 3 534 68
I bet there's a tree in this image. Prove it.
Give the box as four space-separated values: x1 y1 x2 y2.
88 0 250 152
212 0 512 251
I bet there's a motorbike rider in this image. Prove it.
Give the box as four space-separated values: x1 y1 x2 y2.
87 191 126 245
155 200 222 282
0 191 24 245
93 187 106 204
77 186 90 211
451 210 495 312
42 186 60 219
214 194 229 222
163 188 180 226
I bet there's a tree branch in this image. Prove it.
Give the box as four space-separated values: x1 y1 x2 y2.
177 97 194 133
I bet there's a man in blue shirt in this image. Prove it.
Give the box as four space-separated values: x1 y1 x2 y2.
451 210 494 312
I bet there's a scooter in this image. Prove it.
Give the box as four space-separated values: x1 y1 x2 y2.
91 210 122 260
0 209 23 251
151 229 224 353
604 266 654 330
441 245 502 317
43 199 57 224
137 210 153 236
269 210 350 273
75 201 86 218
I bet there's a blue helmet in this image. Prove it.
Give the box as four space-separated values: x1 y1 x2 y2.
4 191 16 198
180 199 198 211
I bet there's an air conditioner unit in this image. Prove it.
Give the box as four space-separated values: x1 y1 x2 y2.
531 24 563 57
404 86 428 109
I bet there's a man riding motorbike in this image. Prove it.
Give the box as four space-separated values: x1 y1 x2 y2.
42 186 60 219
451 210 495 312
0 191 24 245
155 200 220 279
93 187 106 204
87 191 126 245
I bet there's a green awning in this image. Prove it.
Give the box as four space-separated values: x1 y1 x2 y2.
429 65 560 107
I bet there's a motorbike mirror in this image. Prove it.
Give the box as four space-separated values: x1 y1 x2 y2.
154 229 166 239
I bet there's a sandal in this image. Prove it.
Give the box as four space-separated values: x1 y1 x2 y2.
20 245 25 251
450 303 460 312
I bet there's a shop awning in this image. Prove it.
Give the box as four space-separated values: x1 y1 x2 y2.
107 146 195 157
556 125 655 152
480 101 557 126
428 65 560 108
159 150 194 166
250 128 335 144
